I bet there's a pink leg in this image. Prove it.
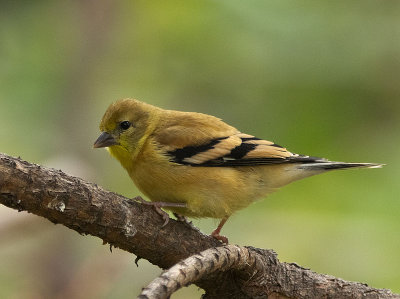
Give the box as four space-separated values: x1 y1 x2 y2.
211 217 229 244
133 196 186 227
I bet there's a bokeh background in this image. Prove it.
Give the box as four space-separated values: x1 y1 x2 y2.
1 1 399 298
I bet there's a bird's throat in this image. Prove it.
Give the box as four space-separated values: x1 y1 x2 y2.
107 145 135 172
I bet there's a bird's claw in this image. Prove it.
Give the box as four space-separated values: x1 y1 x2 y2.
132 196 187 228
211 231 229 244
173 213 195 228
132 196 170 227
211 217 229 244
156 206 170 227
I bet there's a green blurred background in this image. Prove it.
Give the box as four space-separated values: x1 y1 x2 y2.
1 1 399 297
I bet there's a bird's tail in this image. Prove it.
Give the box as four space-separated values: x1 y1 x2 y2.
297 162 384 171
266 158 383 189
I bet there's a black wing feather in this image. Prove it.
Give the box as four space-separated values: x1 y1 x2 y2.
167 136 326 167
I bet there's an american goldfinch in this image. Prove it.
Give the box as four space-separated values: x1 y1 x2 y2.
94 99 382 243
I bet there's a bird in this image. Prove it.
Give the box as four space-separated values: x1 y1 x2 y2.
93 98 383 243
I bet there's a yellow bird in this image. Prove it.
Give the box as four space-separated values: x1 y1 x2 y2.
94 99 382 243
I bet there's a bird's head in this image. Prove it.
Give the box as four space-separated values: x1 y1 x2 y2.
94 99 160 157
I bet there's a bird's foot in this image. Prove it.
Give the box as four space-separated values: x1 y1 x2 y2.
211 217 229 244
132 196 186 227
173 213 195 228
211 230 229 244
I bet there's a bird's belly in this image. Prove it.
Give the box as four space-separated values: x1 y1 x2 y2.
128 160 293 219
130 163 273 218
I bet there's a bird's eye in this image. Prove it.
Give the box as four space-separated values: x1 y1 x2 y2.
119 121 131 130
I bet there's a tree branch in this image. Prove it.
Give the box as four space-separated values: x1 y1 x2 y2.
140 245 399 299
0 153 398 299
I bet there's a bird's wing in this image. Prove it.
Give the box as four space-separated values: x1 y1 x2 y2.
156 127 325 167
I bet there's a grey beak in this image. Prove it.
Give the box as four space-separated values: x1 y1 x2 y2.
93 132 118 148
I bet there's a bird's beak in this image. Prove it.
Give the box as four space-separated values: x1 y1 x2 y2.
93 132 118 148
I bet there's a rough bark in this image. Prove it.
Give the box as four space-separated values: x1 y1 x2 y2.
0 153 398 299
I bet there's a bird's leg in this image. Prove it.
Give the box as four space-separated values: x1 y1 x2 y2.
132 196 186 227
211 217 229 244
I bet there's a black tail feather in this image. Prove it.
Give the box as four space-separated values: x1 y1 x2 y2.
298 162 383 171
